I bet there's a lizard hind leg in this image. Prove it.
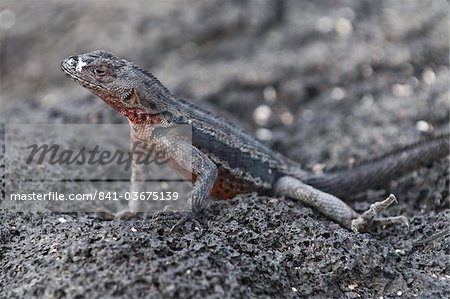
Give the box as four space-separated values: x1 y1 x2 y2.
274 176 408 232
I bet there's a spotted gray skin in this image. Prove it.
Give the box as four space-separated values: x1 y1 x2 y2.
61 50 449 232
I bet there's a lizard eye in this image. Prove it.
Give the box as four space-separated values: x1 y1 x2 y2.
94 66 108 77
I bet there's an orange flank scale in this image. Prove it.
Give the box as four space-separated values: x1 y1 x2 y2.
193 168 258 199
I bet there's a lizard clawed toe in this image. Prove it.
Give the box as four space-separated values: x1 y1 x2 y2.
169 213 203 234
351 194 409 232
151 210 182 222
151 210 204 234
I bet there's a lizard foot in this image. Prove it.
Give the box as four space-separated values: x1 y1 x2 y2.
351 194 409 232
151 210 203 234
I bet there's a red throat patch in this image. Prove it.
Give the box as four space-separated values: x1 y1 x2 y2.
98 94 161 125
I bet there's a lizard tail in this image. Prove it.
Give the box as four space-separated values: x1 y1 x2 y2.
301 133 449 198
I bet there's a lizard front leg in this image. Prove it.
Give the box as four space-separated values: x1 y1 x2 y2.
111 132 151 219
274 176 408 232
176 142 218 214
154 139 218 230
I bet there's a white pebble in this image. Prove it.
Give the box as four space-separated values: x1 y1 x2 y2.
312 163 326 175
316 16 334 33
331 87 346 100
415 120 432 133
263 86 277 103
422 68 436 85
335 18 353 37
160 182 169 189
280 111 294 125
392 84 412 97
255 128 273 141
253 105 272 126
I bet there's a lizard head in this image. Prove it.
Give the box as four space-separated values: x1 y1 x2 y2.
61 50 181 124
61 50 132 101
61 50 172 121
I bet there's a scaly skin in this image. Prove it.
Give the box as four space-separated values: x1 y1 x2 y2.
61 50 449 232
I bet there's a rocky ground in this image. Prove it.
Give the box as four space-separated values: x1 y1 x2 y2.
1 0 449 298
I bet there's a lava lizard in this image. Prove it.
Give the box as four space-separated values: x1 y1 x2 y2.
61 50 449 232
